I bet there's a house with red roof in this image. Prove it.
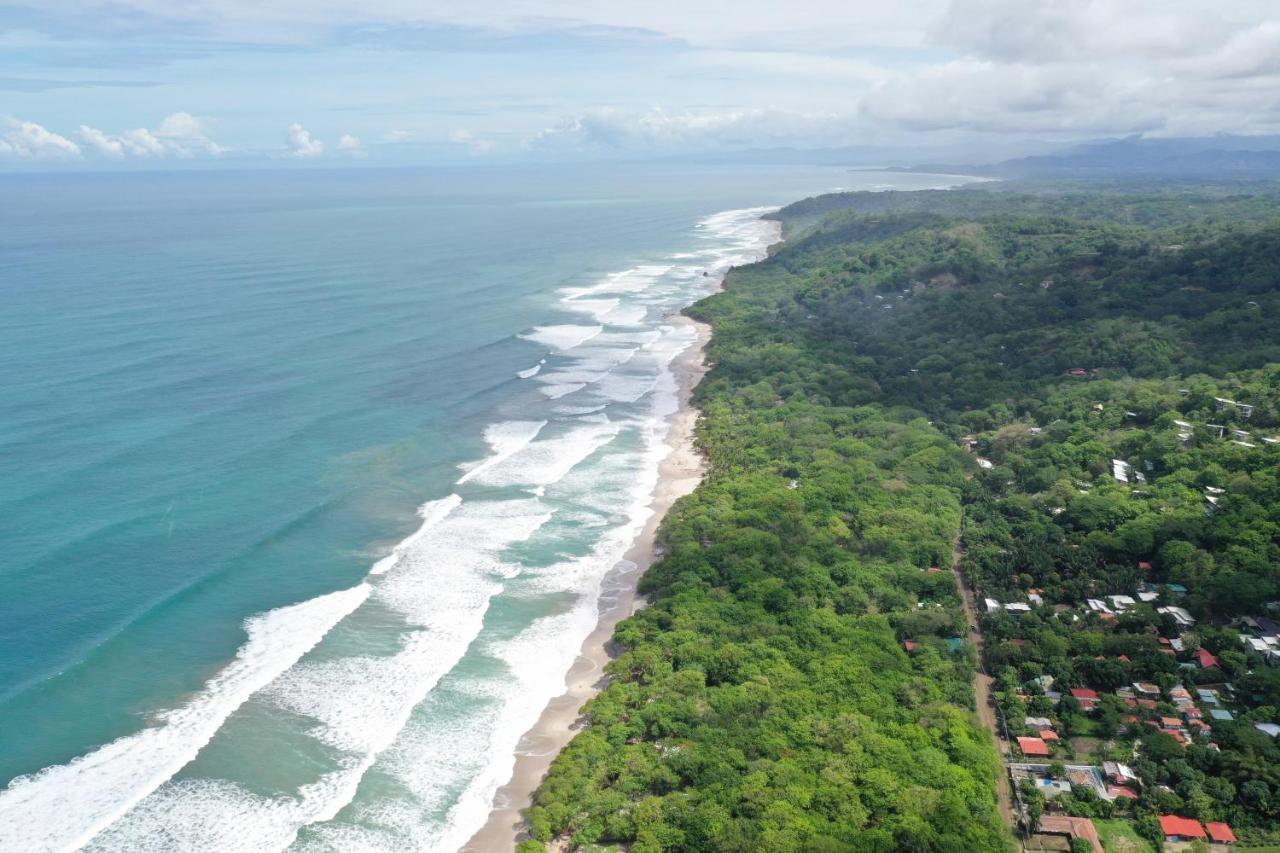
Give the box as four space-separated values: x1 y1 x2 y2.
1160 815 1206 842
903 641 917 651
1206 821 1237 844
1107 785 1138 800
1197 647 1220 668
1017 736 1050 757
1070 687 1099 710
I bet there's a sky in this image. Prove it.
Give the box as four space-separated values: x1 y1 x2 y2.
1 0 1279 168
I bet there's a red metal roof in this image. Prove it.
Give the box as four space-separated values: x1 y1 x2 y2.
1071 687 1098 700
1197 648 1219 668
1160 816 1206 839
1016 736 1050 756
1206 821 1237 843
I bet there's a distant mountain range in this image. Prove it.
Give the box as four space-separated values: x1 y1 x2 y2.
903 135 1280 179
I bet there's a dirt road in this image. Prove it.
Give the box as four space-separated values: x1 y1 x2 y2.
952 533 1017 829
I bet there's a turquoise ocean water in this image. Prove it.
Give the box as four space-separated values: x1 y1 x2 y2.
0 165 968 851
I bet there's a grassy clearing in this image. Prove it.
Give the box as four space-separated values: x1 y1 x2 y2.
1094 820 1154 853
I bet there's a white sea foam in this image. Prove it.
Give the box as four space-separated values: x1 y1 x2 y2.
82 498 555 853
0 586 369 853
515 363 541 379
465 418 620 489
456 421 546 485
370 494 463 576
519 324 602 351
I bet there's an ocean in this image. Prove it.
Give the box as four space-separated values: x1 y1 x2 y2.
0 165 968 852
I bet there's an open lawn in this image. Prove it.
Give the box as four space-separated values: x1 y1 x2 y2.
1094 820 1154 853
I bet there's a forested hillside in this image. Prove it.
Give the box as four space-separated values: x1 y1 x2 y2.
522 183 1280 852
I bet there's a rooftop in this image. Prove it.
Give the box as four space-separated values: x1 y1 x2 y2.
1206 821 1237 843
1016 736 1050 757
1159 815 1206 839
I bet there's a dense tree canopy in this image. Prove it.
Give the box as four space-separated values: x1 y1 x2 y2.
523 182 1280 851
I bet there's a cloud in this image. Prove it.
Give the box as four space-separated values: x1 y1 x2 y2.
75 112 225 158
447 128 495 153
529 106 860 151
76 124 125 157
932 0 1228 62
0 118 82 159
1189 20 1280 80
859 60 1169 135
336 133 366 156
382 129 413 143
3 1 947 51
286 122 324 157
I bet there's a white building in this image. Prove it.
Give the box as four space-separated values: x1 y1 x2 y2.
1158 606 1195 627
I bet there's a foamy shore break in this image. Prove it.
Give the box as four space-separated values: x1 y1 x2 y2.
0 206 781 853
464 215 783 852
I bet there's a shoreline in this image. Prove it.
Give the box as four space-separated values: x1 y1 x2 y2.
461 314 715 853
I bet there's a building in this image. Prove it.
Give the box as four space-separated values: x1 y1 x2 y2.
1255 723 1280 738
1017 736 1050 757
1102 761 1138 785
1206 822 1238 844
1070 688 1099 711
1160 815 1207 842
1037 816 1103 853
1159 605 1196 627
1197 648 1220 668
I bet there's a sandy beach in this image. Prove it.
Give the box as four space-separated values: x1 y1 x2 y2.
461 315 714 852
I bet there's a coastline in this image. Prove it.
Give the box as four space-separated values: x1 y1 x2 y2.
462 314 715 853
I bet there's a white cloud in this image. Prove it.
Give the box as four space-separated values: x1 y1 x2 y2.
448 128 495 153
76 112 225 158
336 133 366 156
0 118 81 159
529 106 859 151
155 111 223 154
382 129 413 143
77 124 125 157
119 127 167 156
859 60 1169 135
286 122 323 157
